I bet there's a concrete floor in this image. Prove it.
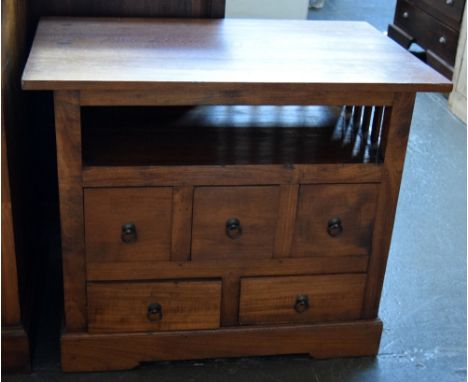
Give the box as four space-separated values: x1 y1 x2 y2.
5 1 466 381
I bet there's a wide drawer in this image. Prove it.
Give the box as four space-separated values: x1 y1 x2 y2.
88 280 222 333
409 0 465 30
394 0 459 65
239 274 366 325
84 187 173 264
292 184 378 257
191 186 280 260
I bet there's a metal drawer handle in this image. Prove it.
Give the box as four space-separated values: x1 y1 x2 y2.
294 295 309 314
121 223 137 243
439 36 447 45
446 0 454 6
147 303 163 322
327 218 343 237
226 218 242 240
402 11 409 18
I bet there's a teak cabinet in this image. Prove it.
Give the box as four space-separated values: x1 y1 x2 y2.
388 0 466 78
22 18 451 372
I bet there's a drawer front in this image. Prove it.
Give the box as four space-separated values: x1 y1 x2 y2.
88 280 222 333
191 186 280 260
239 274 366 325
84 188 172 264
410 0 465 29
292 184 378 257
395 0 459 65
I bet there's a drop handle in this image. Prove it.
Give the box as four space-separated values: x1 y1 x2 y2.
294 295 309 313
327 218 343 237
225 218 242 240
147 303 163 322
121 223 137 243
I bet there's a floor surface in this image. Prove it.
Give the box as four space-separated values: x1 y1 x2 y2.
4 0 466 381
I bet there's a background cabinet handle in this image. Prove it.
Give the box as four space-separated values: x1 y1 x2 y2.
226 218 242 240
294 295 309 313
147 303 163 322
327 218 343 237
121 223 137 243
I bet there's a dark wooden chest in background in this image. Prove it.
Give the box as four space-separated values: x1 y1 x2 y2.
388 0 466 78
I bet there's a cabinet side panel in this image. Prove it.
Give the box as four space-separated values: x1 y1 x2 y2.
362 92 416 318
54 90 87 330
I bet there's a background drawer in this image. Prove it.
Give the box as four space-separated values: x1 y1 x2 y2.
239 274 366 325
394 0 459 65
84 188 172 264
409 0 465 30
292 184 378 257
191 186 280 260
88 280 222 333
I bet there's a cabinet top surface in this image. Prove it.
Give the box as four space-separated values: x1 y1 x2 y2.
22 17 451 92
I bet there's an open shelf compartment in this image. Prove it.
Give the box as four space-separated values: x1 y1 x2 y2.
81 105 387 167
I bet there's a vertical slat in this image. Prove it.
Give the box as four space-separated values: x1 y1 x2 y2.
221 273 240 326
171 186 194 261
207 0 226 17
362 92 416 318
273 184 299 258
379 107 392 157
362 106 373 143
54 90 87 331
370 106 384 146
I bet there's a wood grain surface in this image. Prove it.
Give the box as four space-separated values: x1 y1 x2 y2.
22 18 451 92
191 186 280 260
292 184 379 257
88 280 221 333
84 187 173 264
239 274 366 325
61 320 383 371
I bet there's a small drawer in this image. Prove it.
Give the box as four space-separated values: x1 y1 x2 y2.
84 188 172 264
395 0 459 65
239 274 366 325
292 184 378 257
88 280 222 333
191 186 280 260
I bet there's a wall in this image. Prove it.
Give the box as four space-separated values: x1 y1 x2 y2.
449 7 467 123
226 0 308 19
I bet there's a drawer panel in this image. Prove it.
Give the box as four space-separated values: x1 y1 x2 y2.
239 274 366 325
84 188 172 264
410 0 465 29
394 0 459 65
191 186 280 260
292 184 378 257
88 280 221 333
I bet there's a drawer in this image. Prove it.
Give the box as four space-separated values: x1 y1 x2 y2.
292 184 378 257
84 188 172 264
239 274 366 325
88 280 222 333
191 186 280 260
410 0 465 30
394 0 459 65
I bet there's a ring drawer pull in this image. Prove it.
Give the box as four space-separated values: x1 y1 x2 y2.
226 218 242 240
294 295 309 314
327 218 343 237
147 303 163 322
121 223 137 243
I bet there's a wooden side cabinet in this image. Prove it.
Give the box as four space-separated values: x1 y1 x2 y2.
1 128 30 373
21 18 451 372
388 0 466 78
